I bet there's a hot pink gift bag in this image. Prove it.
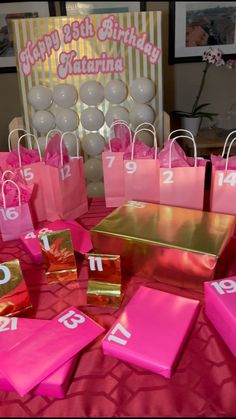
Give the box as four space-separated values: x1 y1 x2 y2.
0 179 34 241
7 133 47 224
0 316 78 398
103 120 132 208
159 134 206 210
44 131 88 221
0 306 105 396
102 286 200 378
210 133 236 215
124 126 160 203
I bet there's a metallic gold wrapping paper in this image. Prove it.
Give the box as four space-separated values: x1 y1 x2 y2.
85 253 122 307
0 259 32 316
90 201 236 293
39 229 77 284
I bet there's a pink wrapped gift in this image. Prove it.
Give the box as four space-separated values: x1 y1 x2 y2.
20 219 92 264
0 307 105 396
0 316 77 398
102 286 200 378
204 277 236 357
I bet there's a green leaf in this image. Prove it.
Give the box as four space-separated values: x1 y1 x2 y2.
193 103 211 112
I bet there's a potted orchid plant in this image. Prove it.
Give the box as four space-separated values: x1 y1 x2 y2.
174 47 235 136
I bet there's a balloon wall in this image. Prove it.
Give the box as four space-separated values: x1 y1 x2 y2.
13 12 163 197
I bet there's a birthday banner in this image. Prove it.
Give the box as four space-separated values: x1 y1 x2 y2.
12 12 163 142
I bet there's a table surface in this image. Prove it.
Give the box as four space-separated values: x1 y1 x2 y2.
0 198 236 418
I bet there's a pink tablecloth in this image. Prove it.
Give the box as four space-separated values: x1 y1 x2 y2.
0 198 236 417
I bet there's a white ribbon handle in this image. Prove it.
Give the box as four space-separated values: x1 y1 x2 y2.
1 170 15 181
109 120 132 152
168 129 194 141
1 179 21 208
45 129 63 147
60 131 80 166
132 128 158 160
18 134 42 167
169 135 197 168
225 136 236 171
135 122 156 135
8 128 27 151
221 130 236 157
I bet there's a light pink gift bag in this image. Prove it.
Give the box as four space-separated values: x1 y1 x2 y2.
0 179 34 241
124 126 160 203
44 131 88 221
103 120 132 208
16 133 47 223
0 306 105 396
210 135 236 215
159 135 206 210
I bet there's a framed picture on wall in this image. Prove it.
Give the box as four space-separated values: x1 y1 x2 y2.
169 1 236 64
0 1 55 73
60 1 146 16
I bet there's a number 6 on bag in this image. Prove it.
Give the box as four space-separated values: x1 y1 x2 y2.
0 179 34 241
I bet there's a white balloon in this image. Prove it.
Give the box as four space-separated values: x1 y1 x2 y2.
32 110 55 134
79 81 104 106
104 80 127 104
137 130 155 147
62 132 78 156
33 136 46 155
28 86 53 110
105 106 129 127
130 104 156 129
130 78 156 103
56 109 79 132
84 158 103 181
81 108 104 131
82 133 105 156
87 181 104 197
53 83 78 108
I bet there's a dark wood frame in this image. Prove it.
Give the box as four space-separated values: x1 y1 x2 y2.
60 1 146 16
169 1 236 64
0 1 56 73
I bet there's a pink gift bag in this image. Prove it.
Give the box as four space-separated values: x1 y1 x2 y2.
124 126 160 203
20 219 93 264
0 316 78 398
210 135 236 215
0 306 105 396
0 179 34 241
103 120 132 208
12 133 47 224
159 135 206 210
44 131 88 221
102 286 200 378
204 277 236 357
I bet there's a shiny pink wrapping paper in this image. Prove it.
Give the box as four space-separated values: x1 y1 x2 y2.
0 317 77 398
204 277 236 357
91 201 236 294
102 286 200 378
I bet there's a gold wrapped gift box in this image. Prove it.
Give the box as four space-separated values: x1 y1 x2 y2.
91 201 236 293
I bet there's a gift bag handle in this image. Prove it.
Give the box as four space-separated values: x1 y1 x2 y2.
132 128 158 160
225 136 236 171
135 122 156 134
1 170 15 181
1 179 21 208
168 129 194 141
8 128 27 152
45 129 63 147
109 120 132 152
60 131 80 166
221 130 236 157
169 135 197 168
18 134 42 167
